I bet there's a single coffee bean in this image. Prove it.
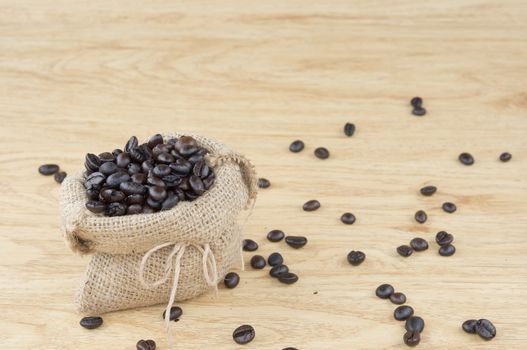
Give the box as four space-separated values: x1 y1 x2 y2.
224 272 240 289
98 152 115 163
268 252 284 266
403 330 420 347
412 107 426 116
278 272 299 284
120 181 147 195
189 175 205 195
499 152 511 162
112 148 123 156
99 189 126 203
420 185 437 196
250 255 266 269
414 210 427 224
267 229 285 242
192 160 209 177
188 154 204 165
289 140 305 153
127 204 143 215
303 199 321 211
397 245 413 257
146 197 162 210
54 171 67 184
462 319 478 334
145 340 156 350
242 239 258 251
115 152 131 168
406 316 425 333
341 212 356 225
257 178 271 189
85 153 101 172
131 173 146 184
156 152 175 164
202 175 215 190
38 164 59 175
106 172 131 188
142 206 155 214
435 231 454 246
458 152 474 165
99 161 118 176
475 319 496 340
126 194 144 205
124 136 138 153
283 348 298 350
127 163 141 175
141 160 155 174
161 193 179 210
410 238 429 252
390 292 407 305
233 324 255 345
285 236 307 249
152 164 171 177
170 159 192 175
148 134 164 149
79 316 103 329
84 172 106 190
136 339 155 350
152 144 172 158
442 202 457 213
347 250 366 266
270 264 289 278
394 305 414 321
344 122 355 137
86 188 99 200
314 147 330 159
162 306 183 321
147 176 165 188
149 186 167 202
376 284 394 299
86 200 106 214
410 97 422 107
438 244 456 256
105 202 127 217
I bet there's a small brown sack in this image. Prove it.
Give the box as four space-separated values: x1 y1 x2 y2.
59 133 257 315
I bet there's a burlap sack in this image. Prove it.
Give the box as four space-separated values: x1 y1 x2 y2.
59 133 257 315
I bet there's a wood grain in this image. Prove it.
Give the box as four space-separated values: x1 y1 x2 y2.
1 0 527 348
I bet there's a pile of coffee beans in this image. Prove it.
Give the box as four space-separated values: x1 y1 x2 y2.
38 163 67 184
83 134 215 216
462 319 496 340
410 97 426 116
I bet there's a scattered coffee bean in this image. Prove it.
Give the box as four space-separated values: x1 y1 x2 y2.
442 202 457 213
278 272 299 284
499 152 511 162
420 185 437 196
347 250 366 266
283 348 298 350
438 244 456 257
270 264 289 278
394 305 414 321
390 292 407 305
285 236 307 249
405 316 425 333
267 230 285 242
414 210 427 224
242 239 258 251
341 212 356 225
38 164 59 175
136 339 156 350
403 330 420 346
435 231 454 246
162 306 183 321
397 245 413 257
412 107 426 116
79 316 103 329
458 152 474 166
314 147 330 159
250 255 266 269
462 319 478 334
303 199 321 211
257 178 271 189
410 97 423 107
233 324 255 345
289 140 305 153
344 122 356 137
475 319 496 340
145 340 156 350
54 171 67 183
376 284 394 299
268 252 284 266
86 200 106 214
224 272 240 289
410 238 429 252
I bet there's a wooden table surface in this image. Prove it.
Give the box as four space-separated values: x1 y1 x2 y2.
1 1 527 349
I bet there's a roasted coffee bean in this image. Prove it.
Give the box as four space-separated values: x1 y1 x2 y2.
414 210 427 224
394 305 414 321
233 324 255 345
170 159 192 175
147 176 165 188
178 177 190 191
146 197 162 210
410 97 423 107
412 107 426 116
85 153 101 172
131 173 146 184
99 189 126 203
156 152 175 164
242 239 258 251
397 245 413 257
270 264 289 278
124 136 138 153
314 147 330 159
145 340 156 350
105 202 126 217
152 164 171 177
224 272 240 289
149 186 167 202
116 152 131 168
98 152 115 163
120 181 147 195
79 316 103 329
406 316 425 333
410 238 428 252
126 194 144 205
420 185 437 196
283 348 298 350
278 272 299 284
54 171 67 183
499 152 511 162
347 250 366 266
162 306 183 321
189 175 205 195
403 330 420 347
141 160 155 173
148 134 164 149
462 319 478 334
250 255 266 269
152 144 172 157
127 163 141 175
39 164 59 175
161 193 179 210
178 144 199 157
285 236 307 249
267 252 284 266
203 175 215 190
142 206 155 214
86 188 99 200
185 191 199 201
162 174 182 187
112 149 123 157
475 319 496 340
344 122 356 137
303 199 320 211
341 212 356 225
442 202 457 213
458 152 474 166
376 284 394 299
99 161 118 176
289 140 305 153
106 172 130 188
127 204 143 215
193 160 209 178
188 154 204 164
174 188 186 201
85 172 106 190
435 231 454 246
136 339 156 350
438 244 456 257
267 229 285 242
257 178 271 189
390 292 407 305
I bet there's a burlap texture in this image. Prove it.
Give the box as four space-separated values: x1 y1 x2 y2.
59 133 257 314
